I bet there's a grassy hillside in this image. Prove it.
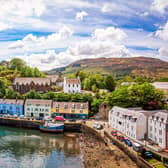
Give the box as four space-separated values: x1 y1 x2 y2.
47 57 168 79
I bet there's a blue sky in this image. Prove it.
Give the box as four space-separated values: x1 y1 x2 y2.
0 0 168 70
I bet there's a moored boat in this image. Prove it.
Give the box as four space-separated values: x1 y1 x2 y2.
39 121 64 133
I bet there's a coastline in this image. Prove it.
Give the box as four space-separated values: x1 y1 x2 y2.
79 131 138 168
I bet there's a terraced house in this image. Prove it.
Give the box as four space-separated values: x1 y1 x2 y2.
148 110 168 149
13 74 63 94
108 106 156 140
0 99 24 116
24 99 52 118
52 102 88 119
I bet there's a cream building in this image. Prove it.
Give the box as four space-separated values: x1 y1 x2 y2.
108 106 154 140
24 99 52 118
148 110 168 149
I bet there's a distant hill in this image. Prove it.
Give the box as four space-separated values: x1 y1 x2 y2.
39 57 168 78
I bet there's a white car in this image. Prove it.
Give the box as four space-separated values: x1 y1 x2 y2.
93 122 99 128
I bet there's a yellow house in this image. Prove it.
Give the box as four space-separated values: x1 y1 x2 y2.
52 102 89 119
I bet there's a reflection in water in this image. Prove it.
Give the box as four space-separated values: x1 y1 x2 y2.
0 126 83 168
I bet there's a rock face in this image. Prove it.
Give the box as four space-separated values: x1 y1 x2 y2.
48 57 168 79
79 132 138 168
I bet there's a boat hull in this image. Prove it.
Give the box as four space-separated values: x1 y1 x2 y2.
39 124 64 133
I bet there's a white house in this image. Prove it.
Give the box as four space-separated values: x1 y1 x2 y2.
148 110 168 149
63 77 81 93
108 106 154 140
24 99 52 118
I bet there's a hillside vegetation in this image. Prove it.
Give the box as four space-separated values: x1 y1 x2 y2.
48 57 168 79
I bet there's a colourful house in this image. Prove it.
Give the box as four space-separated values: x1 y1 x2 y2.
52 102 88 119
0 99 24 116
24 99 52 118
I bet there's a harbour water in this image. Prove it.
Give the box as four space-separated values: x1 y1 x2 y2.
0 126 83 168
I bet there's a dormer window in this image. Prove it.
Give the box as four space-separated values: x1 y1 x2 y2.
64 104 68 109
72 104 75 109
56 104 59 108
80 104 84 109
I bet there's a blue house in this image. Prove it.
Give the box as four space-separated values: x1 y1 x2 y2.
0 99 24 116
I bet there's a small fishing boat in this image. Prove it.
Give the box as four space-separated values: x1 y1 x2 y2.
39 121 64 133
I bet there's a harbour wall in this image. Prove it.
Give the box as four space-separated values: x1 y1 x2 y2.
0 118 82 132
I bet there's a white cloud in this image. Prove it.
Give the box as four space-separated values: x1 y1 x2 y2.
75 11 88 21
0 22 11 31
151 0 168 13
101 3 117 13
8 26 74 51
0 0 46 18
92 27 127 42
155 22 168 41
13 26 132 70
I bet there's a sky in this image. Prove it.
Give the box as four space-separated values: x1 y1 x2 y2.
0 0 168 70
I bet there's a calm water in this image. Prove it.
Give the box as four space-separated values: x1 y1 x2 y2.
0 126 83 168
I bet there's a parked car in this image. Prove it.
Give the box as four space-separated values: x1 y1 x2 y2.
35 117 43 120
117 135 125 142
96 124 103 130
13 114 18 118
55 116 66 121
124 139 132 147
164 162 168 168
93 122 99 128
19 115 26 119
144 151 153 158
111 130 117 137
133 143 142 152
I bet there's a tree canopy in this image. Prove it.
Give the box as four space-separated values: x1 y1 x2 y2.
107 83 165 110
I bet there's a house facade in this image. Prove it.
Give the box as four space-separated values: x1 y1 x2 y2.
148 111 168 149
13 75 63 94
52 102 88 119
108 106 150 140
63 77 81 93
98 102 111 120
24 99 52 118
0 99 24 116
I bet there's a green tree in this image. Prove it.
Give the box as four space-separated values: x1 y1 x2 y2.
23 90 42 99
107 83 165 109
104 75 116 91
9 58 26 70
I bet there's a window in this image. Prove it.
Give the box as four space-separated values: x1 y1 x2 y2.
80 104 84 109
64 104 68 109
72 104 75 109
35 108 38 111
56 104 59 108
80 110 83 113
45 109 49 112
150 126 152 131
77 84 78 88
68 84 70 87
159 130 162 135
73 84 74 87
131 126 134 130
159 138 162 143
27 108 30 111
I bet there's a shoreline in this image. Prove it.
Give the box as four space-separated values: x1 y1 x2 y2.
79 131 138 168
